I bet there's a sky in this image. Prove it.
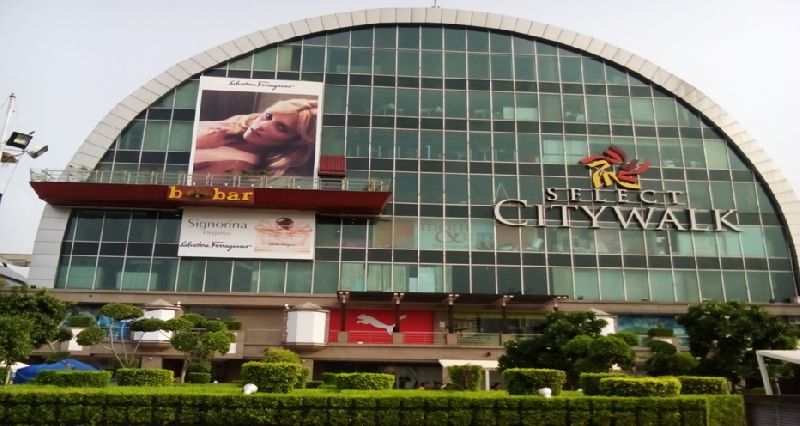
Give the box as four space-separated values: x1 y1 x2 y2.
0 0 798 255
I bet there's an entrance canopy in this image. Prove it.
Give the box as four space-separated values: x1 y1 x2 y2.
756 350 800 395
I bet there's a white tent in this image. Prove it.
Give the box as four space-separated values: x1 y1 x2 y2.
755 350 800 395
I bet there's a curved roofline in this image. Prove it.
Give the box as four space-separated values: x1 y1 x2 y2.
67 7 800 260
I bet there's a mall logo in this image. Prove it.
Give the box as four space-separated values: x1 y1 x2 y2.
580 145 650 190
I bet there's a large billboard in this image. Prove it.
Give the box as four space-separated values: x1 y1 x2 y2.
190 76 323 177
178 207 315 259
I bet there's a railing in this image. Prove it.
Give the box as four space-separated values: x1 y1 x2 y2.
456 332 503 346
401 332 444 345
30 169 392 192
244 329 284 345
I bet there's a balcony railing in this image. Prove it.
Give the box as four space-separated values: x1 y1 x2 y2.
30 169 392 193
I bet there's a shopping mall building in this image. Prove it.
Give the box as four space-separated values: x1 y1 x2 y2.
24 8 800 383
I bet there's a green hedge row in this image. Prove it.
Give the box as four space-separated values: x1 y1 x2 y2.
185 372 211 384
578 373 627 396
0 390 745 426
678 376 729 395
599 377 681 397
35 370 112 387
116 368 174 386
502 368 566 396
240 362 304 393
335 373 394 390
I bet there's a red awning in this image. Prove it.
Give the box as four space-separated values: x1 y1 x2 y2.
319 155 346 177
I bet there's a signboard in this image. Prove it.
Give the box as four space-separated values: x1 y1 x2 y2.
166 185 254 206
328 309 434 344
190 76 323 178
178 207 315 259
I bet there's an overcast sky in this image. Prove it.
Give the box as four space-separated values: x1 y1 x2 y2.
0 0 798 255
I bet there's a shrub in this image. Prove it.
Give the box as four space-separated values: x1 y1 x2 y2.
679 376 729 395
305 380 323 389
502 368 566 396
262 347 301 364
578 372 626 395
224 318 242 331
608 331 639 347
186 372 211 384
35 370 111 387
186 361 211 374
335 372 394 390
447 365 483 391
240 361 302 393
647 327 674 338
647 352 698 377
116 368 174 386
648 339 677 355
598 376 681 397
321 372 338 385
67 315 95 328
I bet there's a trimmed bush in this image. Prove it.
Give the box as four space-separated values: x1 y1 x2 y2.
647 327 674 337
502 368 566 396
186 372 212 384
335 372 394 390
578 372 627 395
648 339 677 355
447 365 482 391
116 368 174 386
35 370 111 387
648 352 698 377
67 315 95 328
240 361 302 393
262 347 301 364
305 380 323 389
224 318 242 330
608 332 639 347
679 376 729 395
186 361 212 374
599 376 681 397
321 372 338 385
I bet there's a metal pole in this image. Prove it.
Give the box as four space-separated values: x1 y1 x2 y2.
0 93 16 160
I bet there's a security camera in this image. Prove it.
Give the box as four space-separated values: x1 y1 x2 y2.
27 145 48 159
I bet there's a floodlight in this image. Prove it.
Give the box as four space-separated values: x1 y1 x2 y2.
27 144 48 159
5 131 34 149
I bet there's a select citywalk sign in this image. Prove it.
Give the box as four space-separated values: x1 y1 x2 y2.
494 145 740 232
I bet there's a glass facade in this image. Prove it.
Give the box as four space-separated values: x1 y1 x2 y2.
55 25 797 303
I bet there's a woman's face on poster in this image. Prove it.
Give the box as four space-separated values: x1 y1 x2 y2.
243 111 300 146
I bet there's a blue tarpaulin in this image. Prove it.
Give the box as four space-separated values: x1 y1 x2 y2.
12 358 100 384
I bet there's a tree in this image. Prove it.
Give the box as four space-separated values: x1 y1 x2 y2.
169 313 235 383
0 286 69 358
677 301 798 389
76 303 169 368
564 334 636 377
499 311 609 386
0 316 34 385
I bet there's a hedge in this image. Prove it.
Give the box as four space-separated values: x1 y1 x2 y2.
578 372 627 396
599 376 681 397
0 388 745 426
116 368 174 386
321 372 338 385
66 315 95 328
335 372 394 390
35 370 111 387
679 376 730 395
648 327 674 337
447 365 483 391
502 368 566 396
240 362 303 393
186 372 212 384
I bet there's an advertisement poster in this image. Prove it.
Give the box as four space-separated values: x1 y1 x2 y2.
178 207 315 260
328 309 434 344
190 76 323 177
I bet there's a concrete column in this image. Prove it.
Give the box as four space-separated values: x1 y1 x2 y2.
392 332 404 344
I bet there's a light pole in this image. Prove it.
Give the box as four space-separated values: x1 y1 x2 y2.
0 92 47 204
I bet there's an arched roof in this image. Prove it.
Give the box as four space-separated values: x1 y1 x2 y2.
67 7 800 257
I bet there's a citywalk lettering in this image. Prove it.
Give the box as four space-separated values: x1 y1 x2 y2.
494 187 740 232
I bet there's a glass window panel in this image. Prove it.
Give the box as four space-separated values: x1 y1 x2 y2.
203 260 231 292
472 266 496 293
687 182 712 209
571 228 595 254
467 30 489 52
605 65 627 84
723 271 749 302
326 47 349 73
445 174 469 205
471 218 495 251
469 175 493 204
397 50 419 76
563 96 585 122
445 52 466 78
394 217 418 250
489 32 511 53
670 231 694 256
575 269 600 300
564 136 588 163
771 272 797 302
168 122 192 152
313 262 339 294
444 131 468 160
747 271 772 303
66 256 96 289
682 139 705 168
596 229 621 254
599 269 625 301
624 269 650 301
649 270 674 302
397 89 419 116
177 259 205 292
491 54 513 79
101 211 129 242
120 258 150 291
444 218 469 251
756 185 774 214
339 263 365 291
327 31 349 47
514 55 535 80
372 88 395 115
704 140 729 169
374 27 396 48
497 267 521 294
421 27 442 50
716 232 742 257
373 49 396 75
421 51 442 77
692 233 718 257
698 271 724 301
467 53 489 79
513 36 535 55
675 270 700 302
523 266 547 295
764 227 791 258
276 45 301 72
259 260 286 293
396 130 418 158
346 127 369 157
398 27 419 48
324 86 347 114
366 263 392 292
301 46 325 73
142 121 169 151
230 260 258 292
316 219 341 247
350 48 372 74
559 57 582 82
253 47 277 70
608 98 632 124
582 58 605 84
350 28 373 47
518 133 540 163
521 227 544 252
420 265 445 293
654 98 678 126
621 230 645 255
542 136 564 163
420 130 443 159
546 228 570 253
150 258 177 291
444 28 466 50
119 121 144 150
129 212 157 242
444 90 467 118
341 219 367 248
394 172 417 202
370 218 393 249
371 128 393 158
286 261 312 293
421 90 443 118
677 106 702 127
492 92 515 119
631 98 656 125
393 264 415 292
740 226 766 257
469 132 491 161
95 257 124 291
496 224 520 252
659 139 682 168
551 267 573 298
645 232 670 256
174 80 199 108
537 56 558 81
321 127 345 156
709 181 735 209
493 134 516 162
539 94 562 122
514 93 538 121
733 182 758 213
419 218 444 250
468 91 490 119
420 173 443 204
348 86 370 115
